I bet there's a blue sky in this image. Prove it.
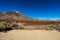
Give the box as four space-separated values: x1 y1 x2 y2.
0 0 60 20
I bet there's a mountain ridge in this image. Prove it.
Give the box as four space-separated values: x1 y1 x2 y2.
0 11 34 21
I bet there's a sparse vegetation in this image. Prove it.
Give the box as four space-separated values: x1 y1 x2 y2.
0 22 24 32
0 22 12 32
45 24 60 32
11 24 24 30
0 21 60 32
56 24 60 32
49 25 56 30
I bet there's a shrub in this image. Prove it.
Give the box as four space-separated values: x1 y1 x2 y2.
49 25 56 30
11 24 24 30
56 24 60 32
0 22 12 31
48 24 60 32
0 22 24 32
46 25 57 30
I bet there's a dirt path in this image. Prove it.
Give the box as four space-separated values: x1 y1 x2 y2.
0 30 60 40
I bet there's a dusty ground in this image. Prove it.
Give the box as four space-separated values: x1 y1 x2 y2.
0 30 60 40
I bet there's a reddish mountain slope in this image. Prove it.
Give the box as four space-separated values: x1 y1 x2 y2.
0 11 33 20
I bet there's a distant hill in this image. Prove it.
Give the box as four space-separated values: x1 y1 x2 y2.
0 11 60 30
0 11 34 21
0 10 60 21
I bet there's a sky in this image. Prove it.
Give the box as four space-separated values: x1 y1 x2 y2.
0 0 60 20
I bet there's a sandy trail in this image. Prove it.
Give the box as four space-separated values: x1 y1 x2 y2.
0 30 60 40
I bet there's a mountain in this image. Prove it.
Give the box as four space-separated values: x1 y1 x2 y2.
0 11 33 21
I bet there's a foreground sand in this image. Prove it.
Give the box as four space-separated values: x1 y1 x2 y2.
0 30 60 40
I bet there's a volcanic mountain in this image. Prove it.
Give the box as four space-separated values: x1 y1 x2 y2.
0 11 60 30
0 11 33 21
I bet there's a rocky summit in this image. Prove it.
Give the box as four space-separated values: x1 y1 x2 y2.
0 10 33 21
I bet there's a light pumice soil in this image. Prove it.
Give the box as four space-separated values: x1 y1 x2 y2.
0 30 60 40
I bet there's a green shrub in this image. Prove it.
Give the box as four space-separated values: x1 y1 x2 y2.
56 24 60 32
0 22 11 31
46 25 57 30
47 24 60 32
0 22 24 32
11 24 24 30
18 26 24 29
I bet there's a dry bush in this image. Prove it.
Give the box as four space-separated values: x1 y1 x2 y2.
0 22 12 31
46 24 60 32
11 24 24 30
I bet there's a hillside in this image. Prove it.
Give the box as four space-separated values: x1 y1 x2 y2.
0 11 33 20
0 11 60 30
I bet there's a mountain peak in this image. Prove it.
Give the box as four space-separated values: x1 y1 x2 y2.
0 11 33 21
12 10 19 13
